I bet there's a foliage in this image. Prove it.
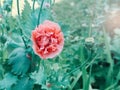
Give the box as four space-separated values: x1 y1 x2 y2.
0 0 120 90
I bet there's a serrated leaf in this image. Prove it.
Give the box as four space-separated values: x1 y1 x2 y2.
8 48 30 75
39 9 51 23
0 73 17 89
30 67 46 85
12 77 34 90
21 0 31 22
23 8 51 38
7 16 17 32
6 38 24 53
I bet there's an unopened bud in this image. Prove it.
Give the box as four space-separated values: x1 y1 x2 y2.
85 37 95 48
85 37 94 43
44 3 50 8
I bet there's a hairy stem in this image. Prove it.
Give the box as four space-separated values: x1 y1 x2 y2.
32 0 36 11
17 0 20 16
17 0 27 48
37 0 44 26
103 27 114 87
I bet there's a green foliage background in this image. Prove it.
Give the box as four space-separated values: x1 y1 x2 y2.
0 0 120 90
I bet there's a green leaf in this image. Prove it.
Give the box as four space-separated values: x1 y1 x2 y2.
23 13 37 37
30 67 46 85
0 73 17 89
39 9 51 24
21 0 31 22
59 22 70 36
23 8 51 38
8 48 30 75
12 77 34 90
7 38 24 53
7 16 17 32
110 36 120 60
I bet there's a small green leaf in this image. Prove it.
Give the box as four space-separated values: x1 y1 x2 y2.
0 73 17 89
12 77 34 90
8 48 30 75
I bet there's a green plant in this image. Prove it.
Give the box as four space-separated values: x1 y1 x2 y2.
0 0 120 90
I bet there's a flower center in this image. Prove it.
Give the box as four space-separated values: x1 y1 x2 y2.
36 32 58 54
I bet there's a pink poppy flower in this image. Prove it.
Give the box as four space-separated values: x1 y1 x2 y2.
31 20 64 59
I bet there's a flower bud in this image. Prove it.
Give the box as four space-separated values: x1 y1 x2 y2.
85 37 94 43
85 37 94 48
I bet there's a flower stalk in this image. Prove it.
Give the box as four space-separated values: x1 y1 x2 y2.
0 26 4 63
17 0 27 49
17 0 20 16
32 0 36 12
103 27 114 87
37 0 44 26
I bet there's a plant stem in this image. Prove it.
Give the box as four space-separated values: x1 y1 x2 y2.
64 54 98 79
17 0 27 48
32 0 36 12
103 27 114 87
20 29 27 48
50 0 52 5
0 25 4 63
70 44 93 90
37 0 44 26
16 0 20 16
105 82 117 90
80 45 89 90
105 69 120 90
70 71 82 90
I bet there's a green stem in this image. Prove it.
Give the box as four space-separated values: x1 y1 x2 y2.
88 16 92 37
103 27 114 87
105 69 120 90
0 41 3 63
105 82 117 90
70 44 89 90
32 0 36 12
81 45 89 90
0 25 4 63
50 0 52 5
16 0 20 16
37 0 44 26
63 59 88 79
20 29 27 48
16 0 27 48
64 54 98 80
50 0 55 6
69 53 98 90
87 64 92 89
70 71 82 90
